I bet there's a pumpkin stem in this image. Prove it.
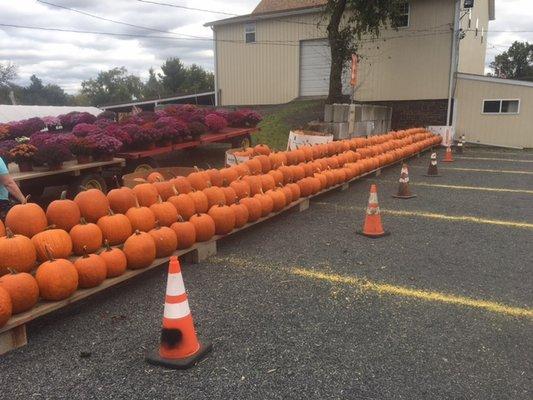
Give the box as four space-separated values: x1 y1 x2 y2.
7 267 18 275
45 224 57 230
113 175 121 189
5 227 14 239
44 245 55 262
108 208 114 216
157 195 163 204
82 245 89 259
24 194 31 203
134 195 140 208
60 190 68 200
172 185 179 195
79 217 88 225
177 214 184 222
134 229 141 235
104 239 111 252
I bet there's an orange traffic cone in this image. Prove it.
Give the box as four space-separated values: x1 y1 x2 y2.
392 164 416 199
357 184 390 238
424 152 441 177
146 256 212 369
443 146 454 162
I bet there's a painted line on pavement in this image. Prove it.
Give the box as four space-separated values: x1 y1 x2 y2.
411 166 533 175
455 156 533 163
371 180 533 195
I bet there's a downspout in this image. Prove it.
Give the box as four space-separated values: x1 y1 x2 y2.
212 26 219 107
446 0 461 127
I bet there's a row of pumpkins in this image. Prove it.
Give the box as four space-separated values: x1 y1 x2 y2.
0 128 441 327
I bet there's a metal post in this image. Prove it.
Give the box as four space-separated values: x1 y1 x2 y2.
446 0 461 127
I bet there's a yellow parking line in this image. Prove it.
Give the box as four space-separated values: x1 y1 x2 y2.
211 256 533 318
412 166 533 175
374 180 533 195
315 203 533 230
456 156 533 163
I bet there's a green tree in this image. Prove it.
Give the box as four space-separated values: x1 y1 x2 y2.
325 0 402 103
143 67 163 99
81 67 144 106
489 41 533 81
0 62 17 88
158 58 214 95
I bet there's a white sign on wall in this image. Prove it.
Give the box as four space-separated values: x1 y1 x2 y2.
287 130 334 151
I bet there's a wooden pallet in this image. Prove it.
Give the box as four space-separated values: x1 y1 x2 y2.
0 146 434 355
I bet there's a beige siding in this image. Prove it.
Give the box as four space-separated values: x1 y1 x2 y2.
215 0 454 106
458 0 489 74
456 76 533 148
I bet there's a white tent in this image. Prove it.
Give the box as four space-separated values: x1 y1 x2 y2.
0 105 102 123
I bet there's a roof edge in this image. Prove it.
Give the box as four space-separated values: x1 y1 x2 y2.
457 73 533 88
204 6 324 27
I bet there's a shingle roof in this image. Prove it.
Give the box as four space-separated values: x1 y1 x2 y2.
252 0 327 14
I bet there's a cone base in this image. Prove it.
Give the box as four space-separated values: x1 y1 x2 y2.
442 160 454 163
423 174 441 177
146 341 212 370
392 194 417 199
356 230 391 239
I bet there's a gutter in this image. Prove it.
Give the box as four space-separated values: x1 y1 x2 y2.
204 6 324 27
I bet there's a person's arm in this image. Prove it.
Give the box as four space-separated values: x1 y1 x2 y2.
0 174 26 204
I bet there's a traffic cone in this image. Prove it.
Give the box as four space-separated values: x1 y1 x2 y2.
443 146 454 162
456 134 465 154
424 152 441 177
392 164 416 199
357 184 390 238
146 256 212 369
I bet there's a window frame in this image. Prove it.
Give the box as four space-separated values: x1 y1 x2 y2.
481 99 521 115
394 1 410 29
244 22 256 44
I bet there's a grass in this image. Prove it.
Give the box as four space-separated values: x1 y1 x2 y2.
252 100 324 150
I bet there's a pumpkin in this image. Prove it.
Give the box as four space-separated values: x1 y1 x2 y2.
153 180 175 201
46 190 81 232
125 200 157 232
35 250 79 301
171 176 193 194
255 155 272 173
133 183 159 207
123 230 156 270
221 186 237 206
0 287 12 328
244 158 262 175
149 225 178 258
267 169 284 187
74 188 110 224
208 205 236 235
278 166 293 184
70 218 103 255
244 175 262 196
31 227 72 262
206 169 223 187
280 185 293 204
167 189 196 221
294 149 306 163
5 198 47 238
299 162 314 177
298 178 313 197
260 174 276 192
150 197 178 227
100 241 127 278
230 202 249 228
266 189 287 212
0 219 5 237
171 217 196 249
309 176 322 194
314 173 328 191
97 210 133 245
188 190 209 214
239 197 262 222
219 167 239 185
253 193 274 217
203 185 226 209
230 179 251 200
74 248 107 288
0 271 39 314
0 229 37 275
287 183 301 201
285 150 298 165
234 163 251 178
190 213 216 242
254 144 271 156
107 185 137 215
147 171 165 183
269 152 287 169
187 169 211 190
291 165 306 181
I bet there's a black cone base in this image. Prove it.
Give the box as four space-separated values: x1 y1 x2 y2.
356 230 391 239
423 174 441 177
146 341 212 370
392 194 417 199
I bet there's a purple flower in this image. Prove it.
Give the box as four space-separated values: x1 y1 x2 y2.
103 124 132 146
72 123 98 137
59 112 96 130
96 111 117 122
87 132 122 155
8 118 45 138
205 113 228 132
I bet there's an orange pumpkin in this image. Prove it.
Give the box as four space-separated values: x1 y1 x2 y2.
107 186 137 215
239 197 262 222
206 169 223 187
244 175 262 196
0 219 5 237
133 183 159 207
74 188 110 224
230 202 249 228
254 144 271 156
125 200 157 232
287 183 301 201
0 229 37 275
149 225 178 258
35 253 78 301
230 179 251 200
234 163 251 178
278 166 293 184
266 189 287 212
203 185 226 209
190 213 216 242
280 185 293 204
100 241 127 278
167 190 196 221
260 174 276 192
147 171 164 183
255 155 271 173
0 271 39 314
219 167 239 185
5 198 47 238
244 158 262 175
153 180 175 201
208 205 236 235
221 186 237 206
171 176 193 194
188 190 209 214
150 197 178 227
123 230 156 270
0 287 12 328
171 217 196 249
291 165 306 181
46 190 81 232
74 249 107 288
253 193 274 217
97 210 133 246
32 228 72 262
70 218 103 255
187 170 211 190
267 169 284 187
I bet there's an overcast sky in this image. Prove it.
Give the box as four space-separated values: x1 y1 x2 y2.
0 0 532 94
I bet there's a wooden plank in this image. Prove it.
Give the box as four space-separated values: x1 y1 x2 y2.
0 325 26 355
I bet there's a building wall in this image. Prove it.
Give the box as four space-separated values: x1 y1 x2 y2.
369 99 448 130
456 75 533 148
215 0 455 106
458 0 489 75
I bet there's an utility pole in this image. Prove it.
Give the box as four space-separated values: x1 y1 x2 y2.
446 0 461 127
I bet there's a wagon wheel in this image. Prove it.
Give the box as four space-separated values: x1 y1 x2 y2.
231 134 251 149
125 157 159 174
68 173 108 197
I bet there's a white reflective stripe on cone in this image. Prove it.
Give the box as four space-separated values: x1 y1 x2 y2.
164 299 191 320
368 192 378 204
166 273 186 296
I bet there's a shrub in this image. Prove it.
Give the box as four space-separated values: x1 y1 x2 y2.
72 123 98 137
205 113 228 132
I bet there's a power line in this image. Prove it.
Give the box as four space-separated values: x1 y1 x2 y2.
137 0 237 16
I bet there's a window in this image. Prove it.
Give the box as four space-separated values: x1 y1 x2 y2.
393 2 410 28
245 23 256 43
482 99 520 114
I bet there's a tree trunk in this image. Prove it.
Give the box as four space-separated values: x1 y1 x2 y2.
326 0 347 104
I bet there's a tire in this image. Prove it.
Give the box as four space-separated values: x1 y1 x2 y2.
68 173 107 197
125 157 159 174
